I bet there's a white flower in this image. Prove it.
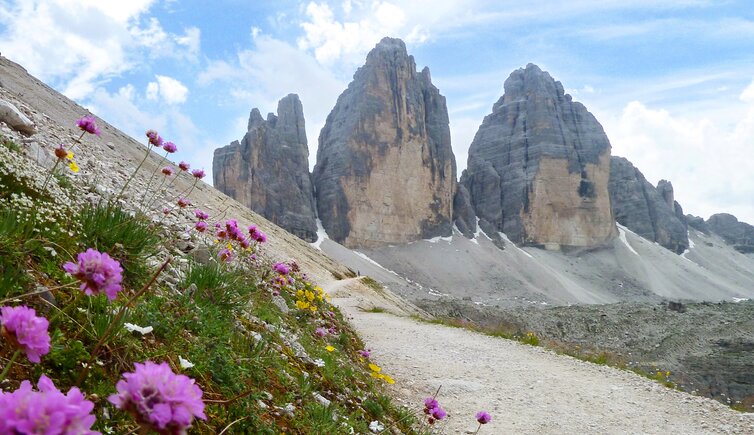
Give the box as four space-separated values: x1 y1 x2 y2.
123 322 153 335
313 358 326 367
369 420 384 433
179 355 195 369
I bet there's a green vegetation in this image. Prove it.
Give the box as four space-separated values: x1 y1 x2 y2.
0 133 418 433
361 276 384 293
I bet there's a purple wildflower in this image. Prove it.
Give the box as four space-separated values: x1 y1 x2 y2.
239 237 250 249
62 249 123 301
161 166 174 176
218 248 234 263
431 407 447 421
146 129 163 147
108 361 206 433
273 262 289 275
76 116 101 136
194 209 209 220
476 411 492 424
195 221 208 233
177 197 190 208
162 207 170 215
255 231 267 243
424 397 439 412
315 327 328 338
162 141 177 153
190 169 205 179
0 305 50 363
358 349 371 358
178 161 190 171
0 375 98 434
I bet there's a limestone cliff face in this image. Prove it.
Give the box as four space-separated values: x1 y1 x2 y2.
213 94 317 241
707 213 754 254
461 64 615 249
312 37 456 248
608 157 689 253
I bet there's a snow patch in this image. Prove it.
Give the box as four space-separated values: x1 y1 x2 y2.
425 234 453 243
354 251 387 269
498 232 534 258
310 218 329 250
616 225 639 256
680 231 696 261
732 297 749 303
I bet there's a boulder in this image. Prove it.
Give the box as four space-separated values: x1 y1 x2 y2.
0 99 35 135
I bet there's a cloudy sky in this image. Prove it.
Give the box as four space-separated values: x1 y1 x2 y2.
1 0 753 223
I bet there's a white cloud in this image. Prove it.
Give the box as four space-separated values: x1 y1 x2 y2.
146 75 189 105
200 35 346 169
740 78 754 103
0 0 199 99
604 95 754 224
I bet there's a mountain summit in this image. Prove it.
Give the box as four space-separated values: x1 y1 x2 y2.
312 37 456 248
460 64 616 249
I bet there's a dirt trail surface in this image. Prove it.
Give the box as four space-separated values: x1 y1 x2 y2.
326 278 754 434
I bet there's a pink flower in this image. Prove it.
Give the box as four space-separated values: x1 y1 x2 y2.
476 411 492 424
162 141 177 153
109 361 205 433
0 305 50 363
191 169 205 179
162 207 170 215
177 197 190 208
315 327 328 337
63 249 123 301
146 129 163 147
218 248 234 263
239 237 250 249
161 166 174 176
273 262 289 275
76 116 101 136
358 349 371 358
178 161 190 171
0 375 98 434
431 407 447 421
194 209 208 220
255 231 267 243
195 221 208 233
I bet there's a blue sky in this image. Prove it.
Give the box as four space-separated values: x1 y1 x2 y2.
1 0 753 223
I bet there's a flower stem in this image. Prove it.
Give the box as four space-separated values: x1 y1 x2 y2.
75 257 171 386
0 349 21 382
113 144 152 205
473 422 482 435
42 159 62 190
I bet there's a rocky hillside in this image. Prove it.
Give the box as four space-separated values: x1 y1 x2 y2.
608 156 689 253
214 94 318 241
312 37 456 248
460 64 616 249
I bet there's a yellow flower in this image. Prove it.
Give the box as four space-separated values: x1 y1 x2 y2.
226 242 233 251
295 300 310 310
305 290 315 302
66 151 74 160
68 161 79 173
368 363 381 373
325 345 335 352
382 375 395 384
296 290 304 297
370 372 384 379
666 371 671 377
310 305 317 313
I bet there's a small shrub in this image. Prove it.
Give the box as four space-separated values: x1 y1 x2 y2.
361 276 383 292
1 136 21 152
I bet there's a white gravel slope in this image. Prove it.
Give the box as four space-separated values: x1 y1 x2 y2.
328 279 754 434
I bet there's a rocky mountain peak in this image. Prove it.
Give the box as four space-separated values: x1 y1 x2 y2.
213 93 317 241
313 37 456 248
460 63 615 249
707 213 754 254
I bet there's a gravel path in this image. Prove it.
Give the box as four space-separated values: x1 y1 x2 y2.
328 278 754 434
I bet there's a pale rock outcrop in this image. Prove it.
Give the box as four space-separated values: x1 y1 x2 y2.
461 64 615 249
313 37 456 248
0 99 35 135
608 157 689 253
213 94 317 241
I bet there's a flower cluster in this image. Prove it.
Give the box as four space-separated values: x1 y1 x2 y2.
273 262 290 275
161 166 174 176
368 362 395 384
63 248 124 301
162 141 177 153
0 375 98 434
54 144 79 173
191 169 205 179
476 410 492 424
0 305 51 363
146 129 163 147
109 361 206 433
294 284 326 313
247 224 267 243
424 397 447 424
77 115 101 136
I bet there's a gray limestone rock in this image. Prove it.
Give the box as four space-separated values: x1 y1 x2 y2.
452 177 476 238
462 64 615 249
0 99 35 135
686 215 710 234
313 37 456 248
707 213 754 254
213 94 317 241
608 156 689 253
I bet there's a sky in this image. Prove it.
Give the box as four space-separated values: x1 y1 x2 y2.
1 0 753 223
